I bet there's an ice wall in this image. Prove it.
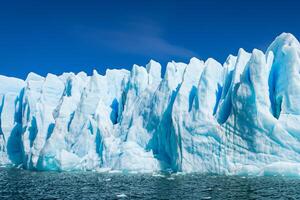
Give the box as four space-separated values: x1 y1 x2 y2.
1 33 300 176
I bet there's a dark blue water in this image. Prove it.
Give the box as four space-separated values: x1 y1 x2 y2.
1 168 300 199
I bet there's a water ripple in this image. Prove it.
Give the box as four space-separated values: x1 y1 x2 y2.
1 168 300 199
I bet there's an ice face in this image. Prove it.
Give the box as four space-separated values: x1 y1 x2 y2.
1 33 300 176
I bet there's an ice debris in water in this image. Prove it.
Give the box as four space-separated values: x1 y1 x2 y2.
1 33 300 176
116 193 127 198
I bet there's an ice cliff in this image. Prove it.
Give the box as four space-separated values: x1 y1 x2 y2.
1 33 300 175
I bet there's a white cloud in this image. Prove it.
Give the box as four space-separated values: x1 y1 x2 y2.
75 21 197 59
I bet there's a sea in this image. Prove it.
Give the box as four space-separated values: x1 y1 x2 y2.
1 167 299 199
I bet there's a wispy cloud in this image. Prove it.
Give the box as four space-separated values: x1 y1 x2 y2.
74 20 196 59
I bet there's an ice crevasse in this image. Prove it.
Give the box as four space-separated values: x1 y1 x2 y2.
1 33 300 176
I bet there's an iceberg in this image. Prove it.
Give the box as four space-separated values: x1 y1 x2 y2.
1 33 300 176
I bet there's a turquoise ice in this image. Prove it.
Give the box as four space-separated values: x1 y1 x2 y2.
1 33 300 176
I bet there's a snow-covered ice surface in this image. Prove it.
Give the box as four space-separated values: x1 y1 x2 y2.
1 33 300 176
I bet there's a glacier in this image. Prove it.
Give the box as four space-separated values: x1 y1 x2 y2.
1 33 300 176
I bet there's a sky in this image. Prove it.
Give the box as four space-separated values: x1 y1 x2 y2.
0 0 299 79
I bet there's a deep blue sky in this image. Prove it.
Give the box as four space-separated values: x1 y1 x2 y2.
0 0 299 79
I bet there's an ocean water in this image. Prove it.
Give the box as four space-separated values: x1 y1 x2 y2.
1 168 300 199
